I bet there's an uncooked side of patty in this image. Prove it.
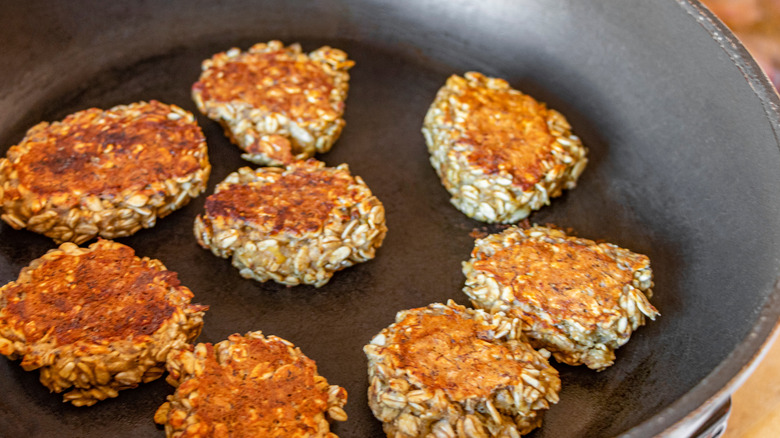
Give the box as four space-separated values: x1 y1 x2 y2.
0 239 207 406
193 159 387 287
422 72 587 223
364 301 560 437
155 331 348 438
192 40 354 166
0 100 211 244
462 225 659 371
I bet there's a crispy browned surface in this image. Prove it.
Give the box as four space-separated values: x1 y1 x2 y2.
463 226 658 370
444 74 557 190
160 333 345 437
204 160 355 235
180 338 325 436
388 309 528 401
365 302 561 436
0 240 193 346
473 238 647 330
193 49 340 123
0 239 208 405
9 100 205 202
423 73 587 223
191 41 353 167
0 100 210 244
194 161 387 287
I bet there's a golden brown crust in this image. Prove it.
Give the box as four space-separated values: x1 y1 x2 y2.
472 236 647 331
203 160 354 236
463 226 659 370
9 100 205 201
1 241 182 346
194 160 387 287
0 239 208 405
156 331 347 437
364 302 560 437
0 101 211 243
422 72 587 223
174 339 328 436
389 310 529 401
192 41 354 166
193 47 340 123
444 74 557 190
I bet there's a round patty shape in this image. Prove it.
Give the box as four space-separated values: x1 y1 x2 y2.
0 100 211 244
364 301 561 437
0 239 208 406
192 40 354 166
462 226 659 371
155 331 348 438
422 72 588 223
194 159 387 287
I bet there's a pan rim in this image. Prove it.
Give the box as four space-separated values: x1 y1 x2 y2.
626 1 780 436
1 1 780 436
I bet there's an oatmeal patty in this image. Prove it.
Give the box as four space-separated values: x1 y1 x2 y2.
155 331 348 438
0 239 207 406
0 100 211 244
364 301 560 437
192 40 354 166
194 159 387 287
462 226 659 371
422 72 587 223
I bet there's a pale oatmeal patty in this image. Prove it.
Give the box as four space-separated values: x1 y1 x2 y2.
192 40 354 166
155 331 348 438
462 226 659 371
194 159 387 287
364 301 560 438
0 239 208 406
0 100 211 244
422 72 587 223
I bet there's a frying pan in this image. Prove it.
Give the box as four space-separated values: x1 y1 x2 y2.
1 0 779 436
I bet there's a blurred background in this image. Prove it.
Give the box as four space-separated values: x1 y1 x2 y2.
702 0 779 89
700 2 780 437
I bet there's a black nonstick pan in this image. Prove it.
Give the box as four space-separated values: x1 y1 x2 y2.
1 0 779 436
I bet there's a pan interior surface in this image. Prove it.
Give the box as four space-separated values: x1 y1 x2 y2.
1 1 780 437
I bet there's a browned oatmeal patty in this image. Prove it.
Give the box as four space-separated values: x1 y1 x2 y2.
462 226 659 371
194 159 387 287
192 40 354 166
155 331 348 438
0 100 211 244
422 72 587 223
0 239 207 406
364 301 560 437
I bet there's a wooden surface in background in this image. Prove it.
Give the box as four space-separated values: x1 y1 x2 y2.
722 333 780 438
